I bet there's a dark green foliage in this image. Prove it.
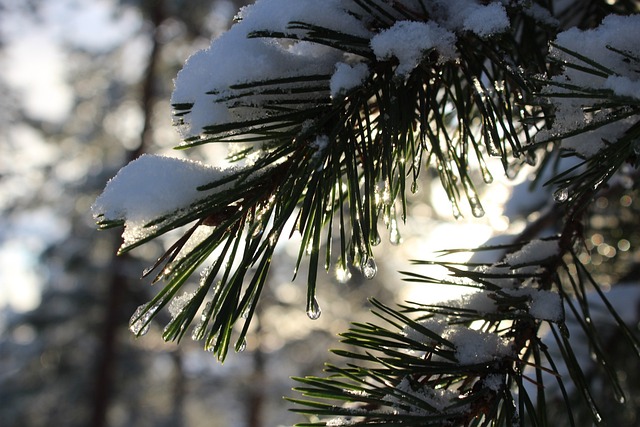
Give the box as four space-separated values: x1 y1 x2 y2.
96 0 640 425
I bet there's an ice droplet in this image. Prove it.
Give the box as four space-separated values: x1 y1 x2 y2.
191 321 204 341
201 301 212 322
205 336 218 352
482 169 493 184
236 338 247 352
470 198 485 218
241 304 252 319
361 256 377 279
370 228 381 246
411 180 419 194
307 297 322 320
451 203 462 219
389 220 402 245
335 262 352 283
553 188 569 203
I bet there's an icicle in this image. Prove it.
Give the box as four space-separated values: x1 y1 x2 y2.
361 256 377 279
306 296 322 320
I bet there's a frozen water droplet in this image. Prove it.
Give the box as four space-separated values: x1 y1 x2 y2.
361 256 377 279
307 297 322 320
305 241 314 256
335 263 351 283
236 338 247 352
191 321 204 341
201 301 212 322
483 170 493 184
382 211 390 226
553 188 569 203
411 181 419 193
241 304 252 319
204 337 218 352
389 222 402 245
471 201 485 218
451 203 462 219
370 228 381 246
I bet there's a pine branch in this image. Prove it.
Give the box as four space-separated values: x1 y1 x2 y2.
90 2 640 425
91 0 558 361
290 231 639 426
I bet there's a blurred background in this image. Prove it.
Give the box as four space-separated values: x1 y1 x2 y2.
4 1 637 427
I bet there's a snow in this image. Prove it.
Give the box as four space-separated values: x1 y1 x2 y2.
414 0 510 37
528 289 563 322
168 291 197 318
171 0 369 139
522 3 559 27
387 376 467 415
402 317 447 344
171 26 341 138
541 14 640 157
444 325 513 365
370 21 457 76
326 417 356 426
528 284 640 401
235 0 370 38
503 239 560 266
92 154 233 246
482 373 504 391
330 62 369 98
604 75 640 100
460 2 510 38
171 0 520 138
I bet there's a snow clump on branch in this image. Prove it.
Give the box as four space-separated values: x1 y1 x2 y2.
170 0 513 139
540 14 640 157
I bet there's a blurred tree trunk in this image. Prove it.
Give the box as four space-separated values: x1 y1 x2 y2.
90 4 166 427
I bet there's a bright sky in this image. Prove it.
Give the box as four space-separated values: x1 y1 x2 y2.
0 0 142 315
